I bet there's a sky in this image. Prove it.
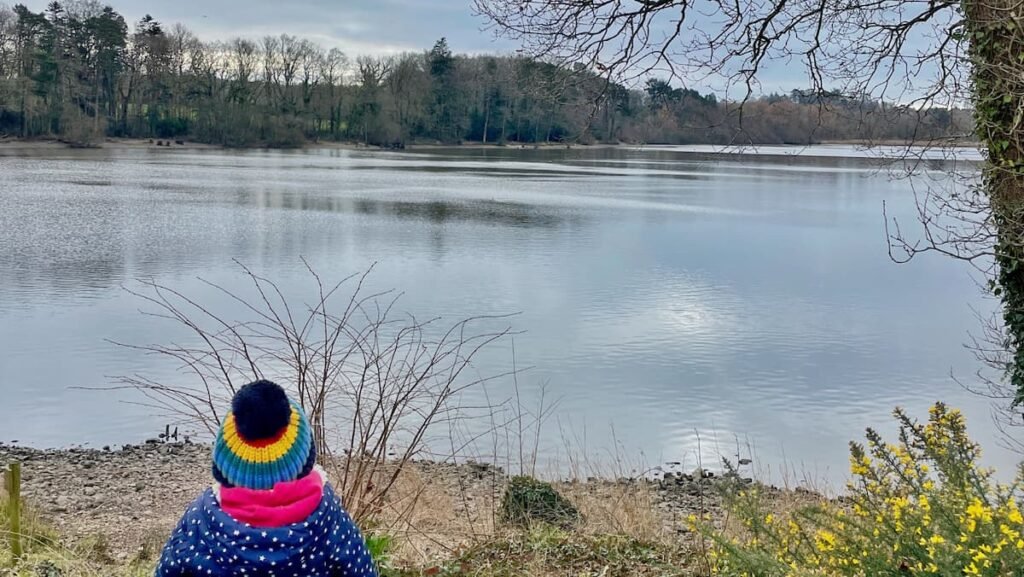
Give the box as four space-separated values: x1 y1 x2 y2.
21 0 515 56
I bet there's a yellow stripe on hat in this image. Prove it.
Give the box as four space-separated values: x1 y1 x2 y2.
222 407 302 463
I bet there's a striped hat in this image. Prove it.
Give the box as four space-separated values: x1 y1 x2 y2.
212 380 316 490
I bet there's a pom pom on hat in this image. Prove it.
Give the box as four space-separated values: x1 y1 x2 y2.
232 380 292 440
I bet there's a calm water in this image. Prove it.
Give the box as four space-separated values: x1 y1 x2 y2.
0 144 1011 482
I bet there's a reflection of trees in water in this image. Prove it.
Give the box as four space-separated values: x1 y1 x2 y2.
245 191 574 229
357 199 568 229
240 185 571 228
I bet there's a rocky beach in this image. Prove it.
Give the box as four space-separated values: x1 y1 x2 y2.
0 440 756 567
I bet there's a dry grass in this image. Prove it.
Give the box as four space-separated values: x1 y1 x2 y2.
403 526 698 577
0 490 152 577
366 462 505 565
0 489 57 559
340 454 690 572
560 480 672 542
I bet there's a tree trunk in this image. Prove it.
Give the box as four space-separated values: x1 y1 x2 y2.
963 0 1024 403
19 80 27 138
94 68 101 136
482 99 490 144
119 78 133 136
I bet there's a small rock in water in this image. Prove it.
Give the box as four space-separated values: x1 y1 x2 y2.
738 458 752 466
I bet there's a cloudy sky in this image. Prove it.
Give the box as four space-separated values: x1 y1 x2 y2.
23 0 515 56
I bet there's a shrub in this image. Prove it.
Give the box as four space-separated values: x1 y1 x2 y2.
501 476 580 528
111 264 512 524
365 532 396 576
701 402 1024 576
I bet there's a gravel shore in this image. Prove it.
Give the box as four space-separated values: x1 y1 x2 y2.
0 441 744 563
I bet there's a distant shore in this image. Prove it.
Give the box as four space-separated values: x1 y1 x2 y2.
0 135 981 152
0 137 593 152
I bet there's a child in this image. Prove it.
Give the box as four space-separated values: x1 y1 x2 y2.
156 380 377 577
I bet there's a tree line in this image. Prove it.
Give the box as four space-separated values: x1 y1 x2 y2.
0 1 973 148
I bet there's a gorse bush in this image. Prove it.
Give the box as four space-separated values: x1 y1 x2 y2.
703 403 1024 576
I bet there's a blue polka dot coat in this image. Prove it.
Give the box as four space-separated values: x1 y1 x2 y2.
155 483 377 577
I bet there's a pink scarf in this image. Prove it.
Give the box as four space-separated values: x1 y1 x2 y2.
218 469 325 528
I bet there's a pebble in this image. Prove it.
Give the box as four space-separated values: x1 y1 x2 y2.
54 495 70 513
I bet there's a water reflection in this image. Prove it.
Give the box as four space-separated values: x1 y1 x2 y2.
354 199 567 228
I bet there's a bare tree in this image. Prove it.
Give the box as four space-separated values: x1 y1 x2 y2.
318 47 348 137
259 35 280 104
475 0 964 108
229 38 258 105
106 262 515 523
277 34 304 111
105 262 512 524
299 39 322 118
0 4 16 81
355 55 393 144
385 53 429 142
166 24 198 120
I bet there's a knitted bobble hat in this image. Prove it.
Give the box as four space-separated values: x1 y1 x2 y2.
212 380 316 491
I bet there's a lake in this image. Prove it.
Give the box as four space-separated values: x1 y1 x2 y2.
0 143 1011 484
